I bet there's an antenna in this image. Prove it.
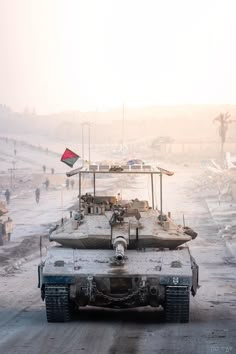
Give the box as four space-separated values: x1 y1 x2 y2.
122 103 125 153
40 235 42 261
81 122 91 165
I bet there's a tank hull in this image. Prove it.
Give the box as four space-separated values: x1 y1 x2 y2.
39 246 198 322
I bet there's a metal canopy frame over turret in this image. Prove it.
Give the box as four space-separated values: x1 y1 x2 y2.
66 165 174 225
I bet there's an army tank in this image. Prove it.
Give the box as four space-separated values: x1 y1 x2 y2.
38 164 199 323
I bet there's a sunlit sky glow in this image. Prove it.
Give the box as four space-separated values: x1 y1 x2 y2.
0 0 235 114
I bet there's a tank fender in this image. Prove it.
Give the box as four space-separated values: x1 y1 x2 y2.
38 262 44 289
190 256 199 296
38 262 45 301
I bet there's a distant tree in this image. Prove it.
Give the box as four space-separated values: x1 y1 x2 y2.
213 112 235 155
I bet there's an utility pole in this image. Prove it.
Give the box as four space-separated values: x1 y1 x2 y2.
87 122 91 163
81 122 91 165
8 161 17 189
81 124 84 164
122 104 125 153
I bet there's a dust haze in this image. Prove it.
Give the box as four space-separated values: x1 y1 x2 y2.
0 0 236 353
0 102 236 354
1 103 236 146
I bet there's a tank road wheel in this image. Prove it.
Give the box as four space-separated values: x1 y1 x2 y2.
165 286 190 323
45 285 72 322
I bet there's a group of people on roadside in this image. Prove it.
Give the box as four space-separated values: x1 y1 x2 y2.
4 187 41 205
4 188 40 205
4 172 75 206
42 165 55 175
65 179 75 190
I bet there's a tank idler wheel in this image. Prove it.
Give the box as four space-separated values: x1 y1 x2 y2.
165 286 190 323
45 285 72 322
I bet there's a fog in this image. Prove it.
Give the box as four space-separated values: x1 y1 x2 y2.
1 0 236 150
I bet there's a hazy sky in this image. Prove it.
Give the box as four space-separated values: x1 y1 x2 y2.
0 0 235 114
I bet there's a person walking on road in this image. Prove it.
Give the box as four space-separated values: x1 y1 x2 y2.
5 189 10 204
45 178 50 191
70 179 75 189
35 187 40 203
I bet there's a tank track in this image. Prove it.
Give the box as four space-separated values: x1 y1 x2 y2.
45 285 71 322
165 286 190 323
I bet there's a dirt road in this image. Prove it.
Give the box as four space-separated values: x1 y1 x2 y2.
0 168 235 354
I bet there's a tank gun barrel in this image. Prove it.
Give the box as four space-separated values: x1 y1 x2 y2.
115 242 125 261
113 237 127 262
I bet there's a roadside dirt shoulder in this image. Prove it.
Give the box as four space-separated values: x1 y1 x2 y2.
0 234 49 275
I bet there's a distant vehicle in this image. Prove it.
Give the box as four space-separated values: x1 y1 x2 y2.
0 201 13 245
127 159 143 165
38 165 199 323
109 165 123 172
